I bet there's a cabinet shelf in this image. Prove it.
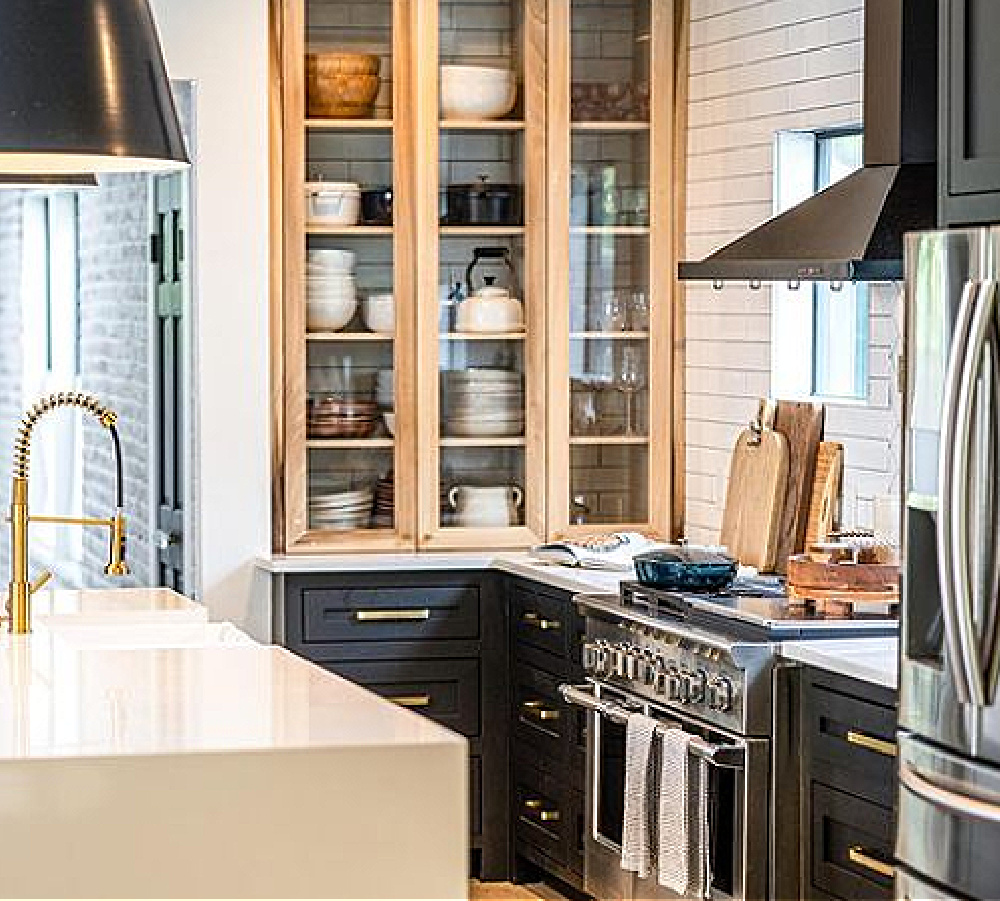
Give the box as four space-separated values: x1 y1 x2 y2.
307 331 394 342
441 331 526 341
569 435 649 446
570 331 650 341
306 224 394 236
307 438 395 450
572 121 650 132
440 437 526 448
306 118 394 131
440 225 525 237
570 225 650 236
440 119 525 131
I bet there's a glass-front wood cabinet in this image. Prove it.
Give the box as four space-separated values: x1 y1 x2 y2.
274 0 679 553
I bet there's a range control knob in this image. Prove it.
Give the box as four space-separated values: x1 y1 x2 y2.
641 651 657 686
666 666 682 701
582 641 608 676
622 647 640 680
708 676 735 712
684 669 708 705
653 659 669 695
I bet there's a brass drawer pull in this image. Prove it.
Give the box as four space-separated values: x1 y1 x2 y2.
848 846 895 879
388 694 432 708
846 729 897 758
524 798 561 822
353 608 431 623
521 700 561 722
522 611 562 631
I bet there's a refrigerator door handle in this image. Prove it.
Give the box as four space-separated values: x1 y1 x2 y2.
982 310 1000 702
953 279 999 707
938 279 981 705
900 761 1000 824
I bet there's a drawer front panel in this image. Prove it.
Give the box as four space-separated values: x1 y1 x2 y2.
811 783 894 901
806 678 897 807
324 658 480 737
514 762 584 876
512 586 572 659
303 585 480 644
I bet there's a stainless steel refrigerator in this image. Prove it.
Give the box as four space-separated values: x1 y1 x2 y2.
898 227 1000 901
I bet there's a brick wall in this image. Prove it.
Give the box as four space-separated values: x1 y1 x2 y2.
78 174 153 587
683 0 901 543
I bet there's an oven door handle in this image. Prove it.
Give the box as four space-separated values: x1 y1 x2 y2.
560 683 746 769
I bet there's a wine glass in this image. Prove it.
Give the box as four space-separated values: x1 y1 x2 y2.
616 346 645 436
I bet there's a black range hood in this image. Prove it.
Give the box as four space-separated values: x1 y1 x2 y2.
679 0 938 283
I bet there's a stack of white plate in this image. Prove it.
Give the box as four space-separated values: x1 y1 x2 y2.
307 249 357 331
443 369 524 437
309 487 374 531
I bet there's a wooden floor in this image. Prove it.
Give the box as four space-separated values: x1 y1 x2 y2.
469 879 570 900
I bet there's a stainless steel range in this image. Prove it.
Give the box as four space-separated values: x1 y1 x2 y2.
561 579 898 901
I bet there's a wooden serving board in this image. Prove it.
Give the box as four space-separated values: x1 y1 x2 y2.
720 426 789 571
773 400 825 573
787 554 900 593
805 442 844 549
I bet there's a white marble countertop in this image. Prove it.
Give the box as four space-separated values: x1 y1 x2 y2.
780 637 899 689
32 586 208 622
259 551 632 596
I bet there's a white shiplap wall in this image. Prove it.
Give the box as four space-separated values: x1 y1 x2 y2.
683 0 901 543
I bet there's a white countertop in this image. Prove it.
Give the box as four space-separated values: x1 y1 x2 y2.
260 550 632 596
780 637 899 689
32 586 207 622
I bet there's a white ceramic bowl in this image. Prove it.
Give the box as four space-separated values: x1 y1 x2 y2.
363 293 395 334
305 182 360 225
384 412 396 437
440 65 517 120
307 248 355 270
306 296 358 331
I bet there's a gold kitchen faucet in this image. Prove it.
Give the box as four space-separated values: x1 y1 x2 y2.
7 392 129 634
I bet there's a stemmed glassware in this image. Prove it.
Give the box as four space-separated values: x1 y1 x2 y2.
616 346 645 436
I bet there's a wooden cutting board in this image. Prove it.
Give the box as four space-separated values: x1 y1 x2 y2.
805 442 844 549
773 400 825 573
720 426 789 571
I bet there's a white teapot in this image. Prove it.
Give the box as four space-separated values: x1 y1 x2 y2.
448 485 523 528
456 277 523 333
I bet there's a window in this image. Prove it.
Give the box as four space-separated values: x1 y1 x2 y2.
771 127 869 401
20 192 84 565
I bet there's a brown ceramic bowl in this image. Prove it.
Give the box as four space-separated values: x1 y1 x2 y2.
306 52 382 118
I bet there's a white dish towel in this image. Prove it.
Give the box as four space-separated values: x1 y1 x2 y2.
658 728 712 898
620 712 659 879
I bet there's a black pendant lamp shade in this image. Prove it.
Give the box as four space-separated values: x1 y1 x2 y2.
0 0 189 173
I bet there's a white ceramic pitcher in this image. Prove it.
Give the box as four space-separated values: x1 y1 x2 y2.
448 485 523 528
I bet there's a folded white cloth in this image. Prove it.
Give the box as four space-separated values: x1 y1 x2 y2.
621 712 659 879
658 728 713 899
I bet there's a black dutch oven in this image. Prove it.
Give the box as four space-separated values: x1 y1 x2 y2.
442 175 522 225
633 545 738 593
360 186 393 225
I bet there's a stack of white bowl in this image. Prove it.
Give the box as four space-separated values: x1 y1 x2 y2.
307 249 357 332
443 369 524 437
309 486 374 531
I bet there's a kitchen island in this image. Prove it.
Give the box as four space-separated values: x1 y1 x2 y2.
0 589 467 899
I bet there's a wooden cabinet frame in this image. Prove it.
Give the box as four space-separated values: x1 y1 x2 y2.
272 0 683 553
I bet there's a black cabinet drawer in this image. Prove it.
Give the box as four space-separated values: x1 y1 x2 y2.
805 674 897 808
513 585 575 660
811 783 895 901
323 658 480 737
514 763 584 877
302 584 480 644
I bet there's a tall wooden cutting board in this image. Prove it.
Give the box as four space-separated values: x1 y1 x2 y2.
720 427 789 571
805 442 844 548
773 400 825 572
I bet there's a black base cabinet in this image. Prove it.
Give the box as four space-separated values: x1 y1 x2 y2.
800 668 898 901
277 570 510 880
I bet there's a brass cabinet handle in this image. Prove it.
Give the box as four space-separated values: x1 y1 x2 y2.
846 729 897 758
523 798 561 822
388 694 432 708
522 611 562 631
353 609 431 622
521 700 561 722
848 846 895 879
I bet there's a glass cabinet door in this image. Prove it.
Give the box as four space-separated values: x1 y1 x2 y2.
547 0 674 537
282 0 416 549
414 0 547 548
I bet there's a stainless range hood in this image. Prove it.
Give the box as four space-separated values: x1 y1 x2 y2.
679 0 938 283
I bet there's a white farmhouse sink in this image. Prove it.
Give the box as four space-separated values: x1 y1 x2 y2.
47 621 256 651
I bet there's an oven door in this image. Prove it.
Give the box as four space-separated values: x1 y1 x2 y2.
563 681 769 901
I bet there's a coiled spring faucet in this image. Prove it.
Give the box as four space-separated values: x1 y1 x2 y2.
8 392 129 634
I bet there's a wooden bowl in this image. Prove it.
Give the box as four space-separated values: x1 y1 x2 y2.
306 52 381 118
